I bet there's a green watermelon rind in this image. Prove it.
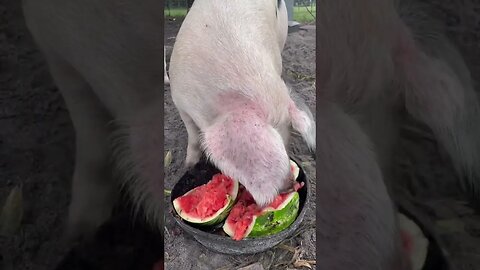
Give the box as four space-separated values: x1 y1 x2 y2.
249 192 300 237
173 179 239 226
223 191 300 239
223 159 302 239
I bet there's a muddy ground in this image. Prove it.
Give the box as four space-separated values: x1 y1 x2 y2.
1 0 480 270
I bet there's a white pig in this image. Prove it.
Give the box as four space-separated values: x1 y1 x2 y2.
22 0 164 240
168 0 315 207
318 0 480 269
317 100 411 270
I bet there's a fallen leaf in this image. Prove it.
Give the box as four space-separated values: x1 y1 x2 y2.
277 243 296 253
293 259 316 269
289 247 301 265
0 185 23 236
164 151 172 168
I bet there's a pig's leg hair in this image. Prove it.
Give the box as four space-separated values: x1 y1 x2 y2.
178 110 201 167
395 10 480 202
317 100 409 270
44 53 117 241
288 92 316 152
110 102 163 230
201 108 291 207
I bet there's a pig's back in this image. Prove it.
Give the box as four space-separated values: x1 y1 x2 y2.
169 0 287 128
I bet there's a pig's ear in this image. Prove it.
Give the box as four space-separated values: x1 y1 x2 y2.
289 101 316 151
200 110 291 207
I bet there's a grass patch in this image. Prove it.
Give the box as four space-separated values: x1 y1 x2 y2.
287 70 315 82
164 8 187 18
164 5 316 23
293 5 316 23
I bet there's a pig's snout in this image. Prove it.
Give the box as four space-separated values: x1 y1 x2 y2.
247 163 292 208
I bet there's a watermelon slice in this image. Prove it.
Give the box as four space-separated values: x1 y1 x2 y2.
173 173 239 225
398 213 429 270
223 160 302 240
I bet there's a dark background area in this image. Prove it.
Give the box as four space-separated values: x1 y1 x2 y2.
1 0 480 269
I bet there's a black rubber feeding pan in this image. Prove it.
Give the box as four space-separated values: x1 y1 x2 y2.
170 157 310 255
397 200 453 270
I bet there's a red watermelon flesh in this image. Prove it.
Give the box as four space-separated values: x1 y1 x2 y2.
227 182 303 241
268 193 291 209
176 174 235 219
225 187 256 240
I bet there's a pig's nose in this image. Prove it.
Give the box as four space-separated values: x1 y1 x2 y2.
280 177 304 194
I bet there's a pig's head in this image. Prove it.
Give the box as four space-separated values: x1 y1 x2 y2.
201 98 315 207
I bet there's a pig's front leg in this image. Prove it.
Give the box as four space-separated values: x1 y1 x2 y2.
111 100 164 226
164 47 170 85
178 110 201 168
276 0 288 52
44 54 117 242
317 100 410 270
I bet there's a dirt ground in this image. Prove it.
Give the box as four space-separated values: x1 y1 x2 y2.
1 0 480 270
163 20 316 270
0 1 74 269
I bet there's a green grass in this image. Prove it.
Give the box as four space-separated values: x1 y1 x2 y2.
164 8 187 18
164 5 316 23
293 6 316 23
